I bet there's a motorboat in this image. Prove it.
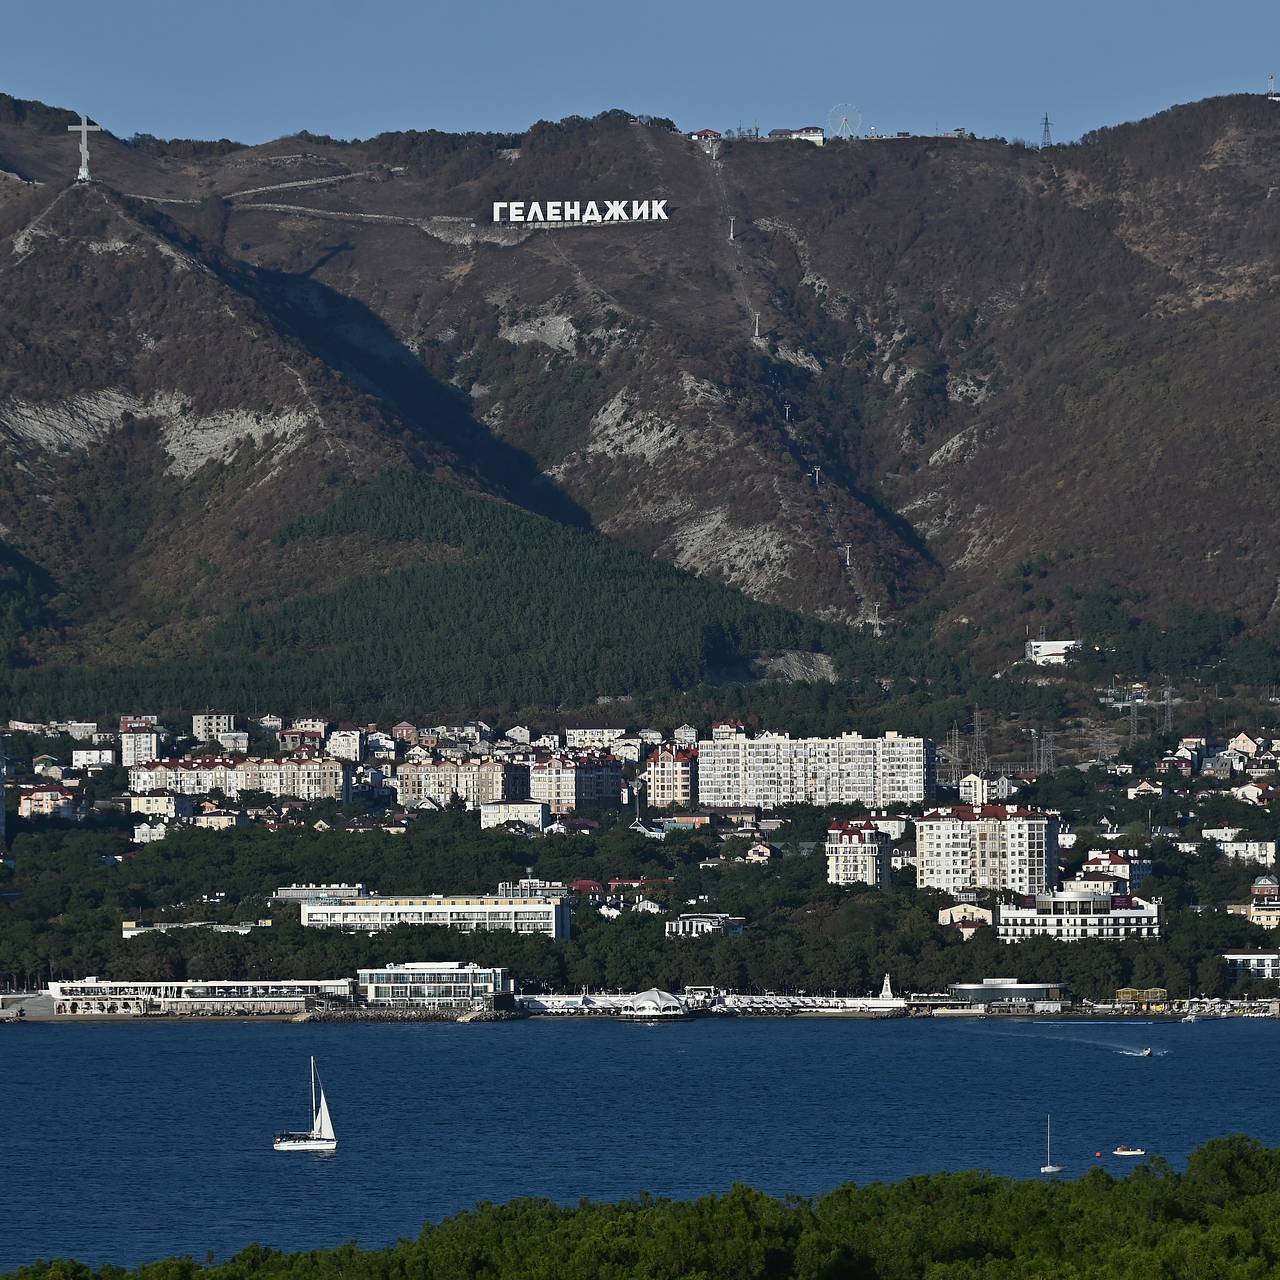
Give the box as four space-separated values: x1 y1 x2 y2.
1040 1114 1063 1174
273 1056 337 1152
1181 1013 1197 1024
1138 1047 1152 1057
1113 1144 1145 1157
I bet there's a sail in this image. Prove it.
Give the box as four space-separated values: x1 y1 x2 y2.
314 1086 335 1141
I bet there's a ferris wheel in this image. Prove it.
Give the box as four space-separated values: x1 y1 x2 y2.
827 103 862 141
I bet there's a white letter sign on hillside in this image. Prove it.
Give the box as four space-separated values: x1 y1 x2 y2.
493 199 669 225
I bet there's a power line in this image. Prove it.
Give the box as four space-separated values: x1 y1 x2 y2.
970 709 989 775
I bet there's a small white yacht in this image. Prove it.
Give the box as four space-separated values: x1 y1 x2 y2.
1113 1144 1145 1157
273 1056 336 1152
1040 1114 1063 1174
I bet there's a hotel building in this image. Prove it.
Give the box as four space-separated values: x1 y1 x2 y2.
355 961 513 1008
996 891 1161 943
301 892 571 939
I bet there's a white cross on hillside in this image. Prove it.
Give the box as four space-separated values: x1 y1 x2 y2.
67 115 101 182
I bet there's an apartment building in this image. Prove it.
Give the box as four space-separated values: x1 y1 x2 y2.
394 758 526 810
915 805 1058 896
643 747 697 809
120 730 159 768
996 890 1161 943
301 893 571 939
529 755 622 814
129 792 195 819
128 756 350 802
192 712 236 742
564 727 629 750
695 728 934 810
825 819 892 889
479 800 550 831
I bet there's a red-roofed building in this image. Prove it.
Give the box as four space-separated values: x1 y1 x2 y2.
18 784 80 820
825 819 891 889
643 746 696 809
915 805 1058 896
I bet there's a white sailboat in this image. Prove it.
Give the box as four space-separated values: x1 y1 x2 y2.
273 1056 337 1152
1040 1114 1063 1174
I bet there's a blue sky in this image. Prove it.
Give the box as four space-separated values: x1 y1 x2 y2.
4 0 1277 144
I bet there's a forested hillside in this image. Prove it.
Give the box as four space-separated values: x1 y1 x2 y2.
0 474 844 718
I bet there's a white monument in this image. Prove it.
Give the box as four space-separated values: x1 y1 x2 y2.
67 115 102 182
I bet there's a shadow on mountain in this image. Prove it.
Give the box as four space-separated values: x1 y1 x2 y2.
239 256 592 529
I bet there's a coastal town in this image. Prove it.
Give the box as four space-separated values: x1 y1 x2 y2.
5 703 1280 1020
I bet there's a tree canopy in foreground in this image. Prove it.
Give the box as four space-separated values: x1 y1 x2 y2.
9 1136 1280 1279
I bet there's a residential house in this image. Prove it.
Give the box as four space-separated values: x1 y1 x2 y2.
664 913 745 938
129 792 195 819
18 785 79 820
937 903 993 941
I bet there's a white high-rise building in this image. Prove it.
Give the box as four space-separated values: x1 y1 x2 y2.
694 729 934 810
915 805 1058 896
825 820 892 889
120 731 159 767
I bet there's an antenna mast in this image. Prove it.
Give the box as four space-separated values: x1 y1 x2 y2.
1040 112 1053 149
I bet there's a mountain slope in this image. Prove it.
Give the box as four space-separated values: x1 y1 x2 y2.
1 92 1279 710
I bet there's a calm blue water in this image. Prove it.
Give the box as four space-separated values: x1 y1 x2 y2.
3 1017 1276 1272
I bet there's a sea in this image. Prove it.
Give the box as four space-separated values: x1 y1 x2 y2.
3 1016 1275 1273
